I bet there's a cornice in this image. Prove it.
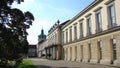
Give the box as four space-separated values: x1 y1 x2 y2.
61 0 103 29
63 26 120 46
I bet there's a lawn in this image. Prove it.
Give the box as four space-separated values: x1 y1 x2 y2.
17 59 36 68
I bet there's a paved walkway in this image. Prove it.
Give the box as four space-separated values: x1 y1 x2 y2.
30 58 120 68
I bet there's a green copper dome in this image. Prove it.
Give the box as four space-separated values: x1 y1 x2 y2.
38 29 46 39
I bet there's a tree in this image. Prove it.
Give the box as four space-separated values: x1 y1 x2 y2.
0 0 34 61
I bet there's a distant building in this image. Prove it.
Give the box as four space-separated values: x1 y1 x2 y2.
45 20 70 60
28 45 37 57
37 28 47 58
38 28 46 43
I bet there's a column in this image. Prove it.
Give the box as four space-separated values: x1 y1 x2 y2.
90 39 99 63
71 46 76 61
76 45 81 62
58 45 62 60
61 47 64 60
70 47 72 61
115 33 120 65
67 47 71 61
100 36 112 64
80 45 83 62
63 47 66 60
82 42 90 63
52 46 55 59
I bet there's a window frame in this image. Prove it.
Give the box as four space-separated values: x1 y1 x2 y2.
86 16 92 36
69 26 72 42
66 29 68 43
95 8 102 33
79 20 84 38
106 1 116 28
74 23 77 41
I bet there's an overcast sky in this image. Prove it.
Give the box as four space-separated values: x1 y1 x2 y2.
12 0 94 44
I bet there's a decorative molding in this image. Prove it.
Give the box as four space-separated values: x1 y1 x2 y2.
63 26 120 46
61 0 103 29
105 0 115 5
85 13 92 17
79 18 84 22
93 6 102 12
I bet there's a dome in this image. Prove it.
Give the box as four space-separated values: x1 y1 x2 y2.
38 29 46 39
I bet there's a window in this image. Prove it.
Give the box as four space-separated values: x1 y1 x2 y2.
62 32 64 44
66 30 68 43
86 17 91 36
69 27 72 42
88 43 91 62
95 11 102 32
74 24 77 40
107 2 116 28
98 41 102 60
54 33 56 44
111 39 116 60
75 46 77 60
80 22 83 38
81 45 83 61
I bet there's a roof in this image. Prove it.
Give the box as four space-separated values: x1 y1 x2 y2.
48 20 70 35
61 0 103 29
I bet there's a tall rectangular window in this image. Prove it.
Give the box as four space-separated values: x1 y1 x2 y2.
107 3 116 28
81 45 83 61
74 25 77 40
88 43 91 62
98 41 102 60
111 38 116 60
96 11 102 32
69 28 72 42
87 17 91 36
62 32 64 44
66 30 68 43
80 23 83 38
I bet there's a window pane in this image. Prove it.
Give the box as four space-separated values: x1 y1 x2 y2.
96 12 102 32
80 23 83 38
110 5 115 17
112 39 116 49
69 28 72 41
74 25 77 40
66 30 68 43
87 18 91 35
109 5 116 26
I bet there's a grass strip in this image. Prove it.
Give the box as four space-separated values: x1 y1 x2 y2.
17 59 36 68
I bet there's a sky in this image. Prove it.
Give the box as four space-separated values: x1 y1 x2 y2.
12 0 94 44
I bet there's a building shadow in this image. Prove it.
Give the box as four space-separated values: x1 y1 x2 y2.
35 65 52 68
35 65 80 68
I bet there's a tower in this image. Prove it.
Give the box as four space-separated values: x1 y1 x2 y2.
38 28 46 44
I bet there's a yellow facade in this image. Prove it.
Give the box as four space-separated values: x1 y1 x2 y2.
62 0 120 65
38 0 120 65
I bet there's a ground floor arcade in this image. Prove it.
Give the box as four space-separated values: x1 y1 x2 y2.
44 45 62 60
64 30 120 65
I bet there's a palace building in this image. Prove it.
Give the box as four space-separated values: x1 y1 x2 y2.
37 0 120 65
37 28 47 58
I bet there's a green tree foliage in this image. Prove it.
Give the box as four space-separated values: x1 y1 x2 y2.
0 0 34 60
